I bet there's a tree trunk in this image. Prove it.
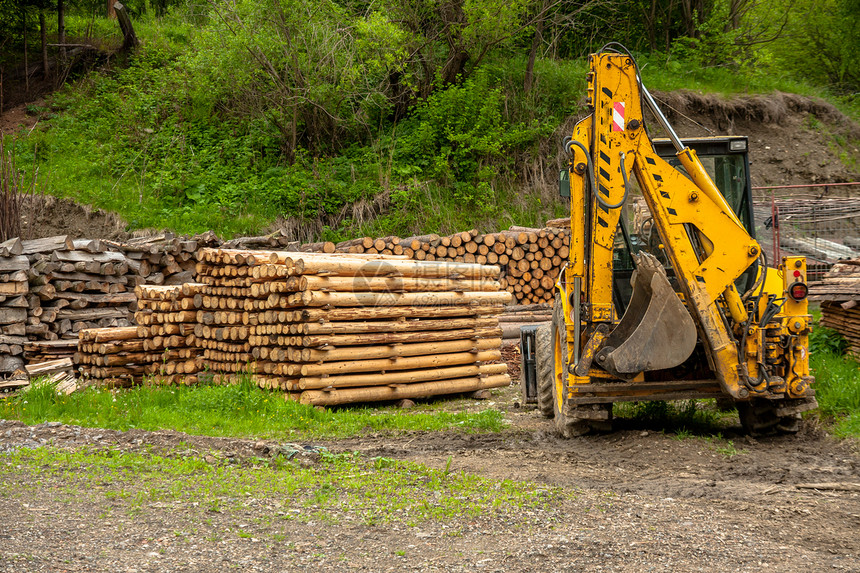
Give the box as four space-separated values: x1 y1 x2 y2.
39 11 48 79
524 0 548 93
57 0 66 66
22 9 28 94
114 2 140 51
441 50 469 85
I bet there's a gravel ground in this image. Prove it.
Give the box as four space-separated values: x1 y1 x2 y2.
1 395 859 572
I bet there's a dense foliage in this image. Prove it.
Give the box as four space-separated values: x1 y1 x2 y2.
1 0 857 237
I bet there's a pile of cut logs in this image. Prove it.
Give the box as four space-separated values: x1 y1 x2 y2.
27 236 137 342
0 238 30 379
810 258 860 360
112 231 220 286
75 326 146 384
194 248 512 404
313 223 570 305
134 284 203 383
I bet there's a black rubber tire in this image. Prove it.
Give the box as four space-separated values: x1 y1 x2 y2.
738 399 801 436
535 324 555 417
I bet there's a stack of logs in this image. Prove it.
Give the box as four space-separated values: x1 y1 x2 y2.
75 326 146 384
320 223 570 305
497 304 553 340
113 231 220 286
134 284 203 383
0 238 30 378
25 235 137 344
810 258 860 360
194 248 512 404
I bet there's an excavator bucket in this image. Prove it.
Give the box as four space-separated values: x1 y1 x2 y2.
598 252 697 374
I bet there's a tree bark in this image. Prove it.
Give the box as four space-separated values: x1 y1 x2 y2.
22 9 29 94
57 0 66 64
114 2 140 51
524 0 549 93
39 11 48 79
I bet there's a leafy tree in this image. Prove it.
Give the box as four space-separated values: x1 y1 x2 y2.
191 0 411 159
774 0 859 93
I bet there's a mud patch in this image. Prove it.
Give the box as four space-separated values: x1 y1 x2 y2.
19 194 129 241
652 90 860 187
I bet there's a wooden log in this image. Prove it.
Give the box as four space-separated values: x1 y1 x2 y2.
291 337 501 362
297 275 500 293
52 250 127 264
300 373 511 406
0 308 27 324
55 292 137 304
26 358 74 376
290 305 505 322
545 218 570 228
289 256 500 279
298 326 502 347
297 317 499 335
291 290 512 308
300 362 508 389
0 256 29 272
79 326 139 343
301 241 337 253
296 348 501 377
56 308 129 321
114 1 140 50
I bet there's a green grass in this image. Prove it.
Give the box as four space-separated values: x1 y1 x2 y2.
0 377 506 440
810 351 860 437
0 446 561 526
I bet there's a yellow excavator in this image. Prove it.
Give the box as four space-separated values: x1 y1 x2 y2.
530 44 818 436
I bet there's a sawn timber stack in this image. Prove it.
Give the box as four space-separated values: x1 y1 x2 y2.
195 249 512 405
810 258 860 359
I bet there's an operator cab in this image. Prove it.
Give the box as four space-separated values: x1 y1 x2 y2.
612 136 757 312
652 136 755 237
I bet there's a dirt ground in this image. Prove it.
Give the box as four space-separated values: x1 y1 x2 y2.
1 384 859 572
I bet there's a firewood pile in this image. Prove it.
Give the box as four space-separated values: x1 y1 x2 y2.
134 284 203 383
810 258 860 359
0 238 30 379
111 231 220 286
15 233 215 369
195 248 512 404
26 236 137 344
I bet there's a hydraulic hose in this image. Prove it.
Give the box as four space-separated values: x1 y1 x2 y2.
566 139 629 210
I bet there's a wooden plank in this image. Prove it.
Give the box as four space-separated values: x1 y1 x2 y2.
21 235 74 255
0 256 29 272
25 358 73 377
